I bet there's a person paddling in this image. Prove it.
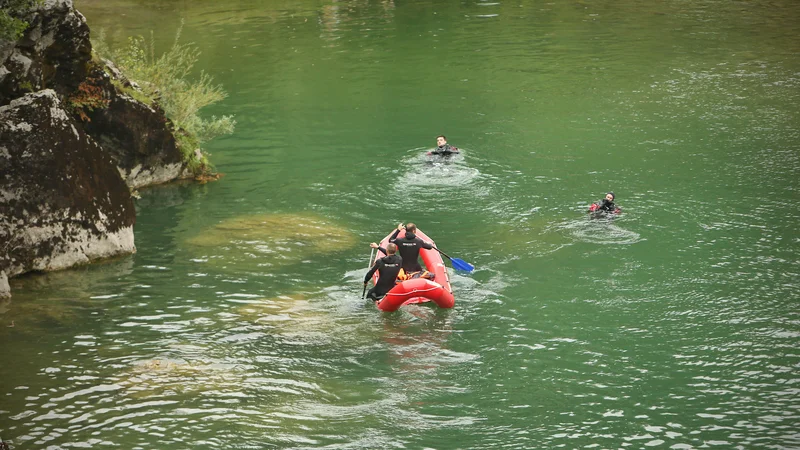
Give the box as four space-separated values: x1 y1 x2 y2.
428 135 459 156
363 243 402 301
372 223 434 273
588 192 621 215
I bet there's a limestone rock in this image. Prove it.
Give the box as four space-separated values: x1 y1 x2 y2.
0 90 136 296
0 0 91 105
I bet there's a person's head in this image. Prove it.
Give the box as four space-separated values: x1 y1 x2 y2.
386 243 397 254
405 223 417 234
605 192 615 202
436 135 447 147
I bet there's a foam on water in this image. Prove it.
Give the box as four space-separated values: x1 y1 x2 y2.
394 149 482 189
553 216 644 245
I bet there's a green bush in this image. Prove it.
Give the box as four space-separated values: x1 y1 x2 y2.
92 23 235 176
0 0 41 41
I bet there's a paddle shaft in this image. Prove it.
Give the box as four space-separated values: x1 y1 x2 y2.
433 247 454 261
362 247 375 299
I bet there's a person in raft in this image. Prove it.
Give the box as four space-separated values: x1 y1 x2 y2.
588 192 622 215
378 222 434 273
363 243 403 301
428 135 460 156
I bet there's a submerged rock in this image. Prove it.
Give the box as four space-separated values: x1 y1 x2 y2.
0 90 136 293
185 213 356 271
234 293 341 340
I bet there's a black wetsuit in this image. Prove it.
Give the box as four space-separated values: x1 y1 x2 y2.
389 230 434 273
431 144 459 156
590 199 620 214
364 253 402 300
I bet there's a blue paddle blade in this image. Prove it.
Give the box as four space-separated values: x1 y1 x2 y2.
450 257 474 272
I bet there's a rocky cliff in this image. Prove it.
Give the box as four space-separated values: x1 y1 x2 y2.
0 0 193 298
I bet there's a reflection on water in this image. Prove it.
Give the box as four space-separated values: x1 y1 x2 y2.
320 0 396 45
0 256 136 334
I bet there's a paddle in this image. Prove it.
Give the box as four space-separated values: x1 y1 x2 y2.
362 247 375 299
433 247 474 273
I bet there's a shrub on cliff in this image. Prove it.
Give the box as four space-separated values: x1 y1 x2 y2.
92 24 235 176
0 0 41 41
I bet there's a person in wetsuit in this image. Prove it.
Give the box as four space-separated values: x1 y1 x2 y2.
589 191 621 215
429 135 460 156
383 222 434 273
363 243 403 301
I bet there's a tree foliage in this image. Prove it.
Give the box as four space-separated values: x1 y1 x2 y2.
93 22 235 175
0 0 41 41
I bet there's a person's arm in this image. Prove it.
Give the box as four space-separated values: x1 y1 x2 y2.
364 259 382 283
419 238 434 250
388 224 403 243
369 242 387 255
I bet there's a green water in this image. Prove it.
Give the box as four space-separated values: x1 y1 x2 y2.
2 0 799 448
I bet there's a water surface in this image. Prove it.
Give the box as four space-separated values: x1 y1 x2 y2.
1 0 799 448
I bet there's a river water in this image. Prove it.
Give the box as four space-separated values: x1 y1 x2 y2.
2 0 799 448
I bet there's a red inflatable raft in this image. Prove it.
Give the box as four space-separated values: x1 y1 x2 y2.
372 228 455 312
